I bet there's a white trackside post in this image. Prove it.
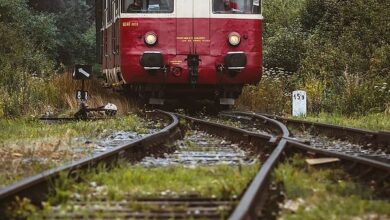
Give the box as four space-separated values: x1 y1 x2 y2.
292 90 307 117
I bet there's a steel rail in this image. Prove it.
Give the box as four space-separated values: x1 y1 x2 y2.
223 111 389 166
286 140 390 172
4 111 387 219
175 113 278 146
220 111 389 219
38 117 110 122
220 111 290 137
175 112 291 220
227 113 290 220
260 113 390 148
0 110 180 217
224 111 390 171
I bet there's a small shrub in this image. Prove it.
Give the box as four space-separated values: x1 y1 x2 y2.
0 0 58 118
52 73 137 115
237 68 293 115
296 74 325 114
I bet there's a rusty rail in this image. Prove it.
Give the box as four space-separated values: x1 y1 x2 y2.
2 110 389 219
221 112 289 220
221 111 390 219
0 110 180 217
260 113 390 149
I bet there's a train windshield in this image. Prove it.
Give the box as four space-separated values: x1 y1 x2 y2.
213 0 261 14
122 0 174 13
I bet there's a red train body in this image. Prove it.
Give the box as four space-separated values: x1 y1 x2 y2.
96 0 263 105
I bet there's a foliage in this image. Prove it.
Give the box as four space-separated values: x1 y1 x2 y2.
54 0 96 67
8 163 260 218
298 0 390 114
301 112 390 131
41 163 260 208
237 68 294 115
72 164 259 200
6 197 38 219
0 0 97 118
26 0 96 67
262 0 306 71
240 0 390 116
0 114 145 142
0 0 58 117
0 114 145 188
274 156 390 219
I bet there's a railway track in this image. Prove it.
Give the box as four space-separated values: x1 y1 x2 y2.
0 111 180 216
0 110 389 219
220 111 390 162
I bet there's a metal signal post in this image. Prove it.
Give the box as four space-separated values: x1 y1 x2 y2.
72 65 118 119
73 65 92 119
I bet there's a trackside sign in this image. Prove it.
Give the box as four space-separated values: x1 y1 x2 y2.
292 90 307 117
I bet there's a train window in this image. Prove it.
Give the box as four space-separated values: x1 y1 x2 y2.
103 5 106 27
213 0 261 14
107 0 112 22
122 0 174 13
112 0 115 19
115 0 120 16
112 20 116 54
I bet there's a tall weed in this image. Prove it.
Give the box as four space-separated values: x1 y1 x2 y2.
237 68 293 115
52 73 137 115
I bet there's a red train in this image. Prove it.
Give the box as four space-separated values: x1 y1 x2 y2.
96 0 263 105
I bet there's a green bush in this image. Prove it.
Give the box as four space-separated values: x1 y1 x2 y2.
263 0 306 71
237 68 293 115
240 0 390 116
264 25 306 72
54 0 96 66
0 0 59 117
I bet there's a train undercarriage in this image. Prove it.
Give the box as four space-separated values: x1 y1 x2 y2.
120 83 243 105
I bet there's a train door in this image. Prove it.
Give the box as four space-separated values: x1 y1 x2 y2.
176 0 210 55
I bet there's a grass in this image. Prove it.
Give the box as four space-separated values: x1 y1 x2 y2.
7 163 260 219
51 163 261 202
274 156 390 219
52 72 138 115
236 69 292 115
294 112 390 131
0 115 146 142
0 114 146 188
235 68 390 132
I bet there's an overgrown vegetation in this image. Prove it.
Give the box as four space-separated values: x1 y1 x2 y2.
303 112 390 131
0 0 96 118
7 163 260 218
1 0 389 119
0 115 145 142
274 156 390 219
53 164 259 201
0 0 57 117
52 73 138 114
0 114 146 187
238 0 390 117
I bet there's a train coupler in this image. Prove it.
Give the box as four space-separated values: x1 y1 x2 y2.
186 54 201 85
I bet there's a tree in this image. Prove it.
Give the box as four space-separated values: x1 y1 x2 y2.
28 0 66 12
0 0 57 116
54 0 96 67
262 0 306 72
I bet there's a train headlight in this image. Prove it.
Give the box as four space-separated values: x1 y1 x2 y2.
228 32 241 46
144 32 157 46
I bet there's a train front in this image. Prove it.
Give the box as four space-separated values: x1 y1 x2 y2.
119 0 263 105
